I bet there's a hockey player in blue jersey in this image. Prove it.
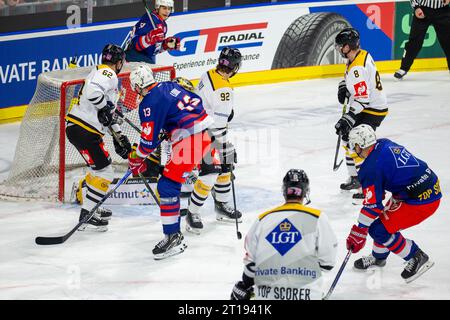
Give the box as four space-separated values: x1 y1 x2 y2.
125 0 180 64
345 125 441 283
127 65 213 260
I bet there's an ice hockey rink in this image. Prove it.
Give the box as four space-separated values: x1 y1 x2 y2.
0 70 449 300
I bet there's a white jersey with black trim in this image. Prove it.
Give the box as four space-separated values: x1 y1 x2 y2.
243 203 338 300
66 64 120 136
345 50 388 117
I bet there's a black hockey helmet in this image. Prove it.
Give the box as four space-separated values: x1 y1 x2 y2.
218 47 242 77
282 169 310 203
102 44 126 67
173 77 195 92
335 28 360 51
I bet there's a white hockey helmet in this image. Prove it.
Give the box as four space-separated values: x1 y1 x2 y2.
155 0 174 12
348 124 377 150
130 65 156 92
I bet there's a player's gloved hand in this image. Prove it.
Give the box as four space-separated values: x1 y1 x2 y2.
335 112 356 137
162 36 180 50
230 281 253 300
144 26 165 46
128 144 147 176
158 130 169 142
337 80 350 104
346 224 368 253
98 101 115 127
113 134 132 160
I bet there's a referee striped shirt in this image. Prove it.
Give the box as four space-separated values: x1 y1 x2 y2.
411 0 448 9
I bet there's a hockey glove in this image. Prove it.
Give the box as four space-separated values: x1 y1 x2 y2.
337 80 351 104
113 134 132 160
162 36 181 51
230 281 253 300
335 112 356 137
144 27 165 46
128 144 147 176
346 224 368 253
98 101 115 127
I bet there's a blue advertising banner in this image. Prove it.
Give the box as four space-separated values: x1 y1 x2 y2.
0 24 132 109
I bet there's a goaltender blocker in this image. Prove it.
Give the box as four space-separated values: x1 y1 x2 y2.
66 44 132 231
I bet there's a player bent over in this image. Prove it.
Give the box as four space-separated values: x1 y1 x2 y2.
127 65 213 260
334 28 388 201
231 170 338 300
346 125 441 283
184 47 243 235
66 44 132 231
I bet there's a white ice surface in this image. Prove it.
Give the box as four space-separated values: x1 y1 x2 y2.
0 71 449 300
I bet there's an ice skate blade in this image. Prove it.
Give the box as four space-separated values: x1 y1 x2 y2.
153 243 187 260
77 224 108 232
404 260 434 283
185 224 201 235
216 216 242 223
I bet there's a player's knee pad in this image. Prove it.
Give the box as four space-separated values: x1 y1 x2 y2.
93 165 114 182
85 165 113 193
368 219 391 244
157 175 181 198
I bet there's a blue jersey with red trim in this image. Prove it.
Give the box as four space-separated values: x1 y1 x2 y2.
136 81 212 158
129 12 167 60
357 138 441 227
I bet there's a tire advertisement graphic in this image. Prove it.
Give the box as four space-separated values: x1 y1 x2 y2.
272 12 351 68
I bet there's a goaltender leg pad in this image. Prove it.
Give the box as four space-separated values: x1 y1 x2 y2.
157 176 182 235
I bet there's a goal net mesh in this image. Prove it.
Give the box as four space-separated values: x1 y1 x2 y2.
0 62 175 202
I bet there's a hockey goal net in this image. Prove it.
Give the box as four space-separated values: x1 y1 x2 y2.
0 62 175 202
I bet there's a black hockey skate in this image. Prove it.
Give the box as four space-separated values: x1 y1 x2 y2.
215 200 242 223
354 255 386 271
97 207 112 221
401 249 434 283
152 232 187 260
340 176 361 191
185 210 203 235
78 208 108 232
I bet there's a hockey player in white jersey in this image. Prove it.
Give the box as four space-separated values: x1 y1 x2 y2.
66 44 131 231
183 47 243 234
334 28 388 201
230 170 338 300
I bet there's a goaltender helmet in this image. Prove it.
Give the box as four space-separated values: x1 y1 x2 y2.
155 0 174 12
218 47 242 77
173 77 195 92
348 124 377 151
130 65 156 92
282 169 310 203
102 44 126 65
335 27 360 56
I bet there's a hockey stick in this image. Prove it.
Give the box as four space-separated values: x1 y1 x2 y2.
230 163 242 240
115 109 142 135
323 250 352 300
138 172 160 206
142 0 157 29
333 98 348 171
35 169 133 245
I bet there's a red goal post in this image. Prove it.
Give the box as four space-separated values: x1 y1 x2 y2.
0 63 176 202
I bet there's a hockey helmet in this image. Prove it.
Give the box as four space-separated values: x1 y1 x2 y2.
155 0 174 12
173 77 195 92
282 169 310 203
335 28 360 57
348 124 377 151
130 65 156 92
102 44 126 66
218 47 243 77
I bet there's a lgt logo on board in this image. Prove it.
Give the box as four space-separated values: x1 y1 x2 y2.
169 22 268 56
